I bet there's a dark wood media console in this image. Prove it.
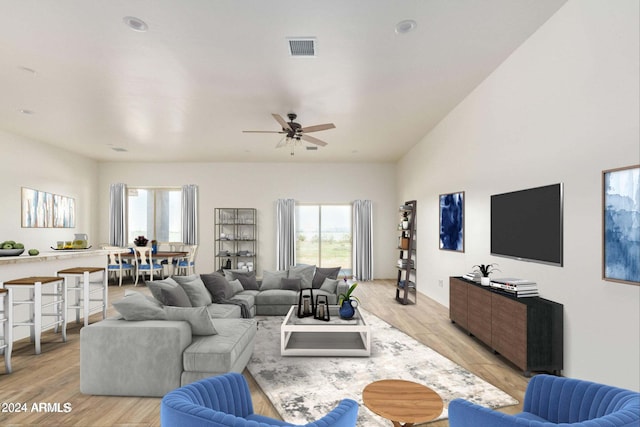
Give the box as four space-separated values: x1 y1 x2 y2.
449 276 563 376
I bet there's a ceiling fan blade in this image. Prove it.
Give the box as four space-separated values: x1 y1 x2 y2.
301 123 336 133
242 130 286 134
272 114 292 131
301 134 328 147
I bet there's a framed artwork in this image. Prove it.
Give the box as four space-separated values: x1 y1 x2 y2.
602 165 639 285
21 187 75 228
439 191 464 252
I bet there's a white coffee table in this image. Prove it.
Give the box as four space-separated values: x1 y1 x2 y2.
280 305 371 357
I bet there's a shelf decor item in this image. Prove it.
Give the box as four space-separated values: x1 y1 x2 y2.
297 288 315 318
439 191 464 252
603 164 640 285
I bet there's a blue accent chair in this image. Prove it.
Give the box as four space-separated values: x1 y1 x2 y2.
160 372 359 427
449 374 640 427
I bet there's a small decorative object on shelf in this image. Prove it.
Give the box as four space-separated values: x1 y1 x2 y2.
401 211 410 230
297 288 315 318
314 295 330 321
338 283 359 320
473 263 500 286
133 235 148 246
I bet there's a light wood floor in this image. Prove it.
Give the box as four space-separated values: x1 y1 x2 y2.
0 279 527 426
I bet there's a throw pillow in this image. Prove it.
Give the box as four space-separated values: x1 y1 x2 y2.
200 272 234 302
312 266 342 288
261 270 288 290
319 277 340 294
223 269 247 282
164 306 217 336
231 270 259 291
228 279 244 295
173 274 213 307
160 285 193 307
112 291 167 321
146 277 181 305
288 264 315 289
281 278 302 292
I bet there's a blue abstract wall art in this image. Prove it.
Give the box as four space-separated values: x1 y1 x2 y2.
439 191 464 252
21 187 75 228
603 165 640 285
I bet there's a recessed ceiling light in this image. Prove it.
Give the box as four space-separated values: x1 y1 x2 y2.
123 16 148 32
111 147 128 152
395 19 417 35
18 109 35 115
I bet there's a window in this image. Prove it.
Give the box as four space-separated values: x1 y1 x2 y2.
128 188 181 243
296 204 352 277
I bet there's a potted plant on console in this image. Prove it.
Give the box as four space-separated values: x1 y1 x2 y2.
473 263 500 286
338 283 359 320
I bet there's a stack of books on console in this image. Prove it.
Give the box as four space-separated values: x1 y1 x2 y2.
462 272 481 282
490 278 539 297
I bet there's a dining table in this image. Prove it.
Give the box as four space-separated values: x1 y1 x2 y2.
121 250 188 277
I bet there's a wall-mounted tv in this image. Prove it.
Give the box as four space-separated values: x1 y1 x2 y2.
491 183 563 266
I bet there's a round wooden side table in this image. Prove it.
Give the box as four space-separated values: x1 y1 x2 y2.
363 379 444 427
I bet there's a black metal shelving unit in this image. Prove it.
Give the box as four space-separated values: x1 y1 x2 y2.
214 208 257 272
396 200 417 305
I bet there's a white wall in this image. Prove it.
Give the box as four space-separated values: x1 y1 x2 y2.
97 161 398 279
0 130 99 260
397 0 640 390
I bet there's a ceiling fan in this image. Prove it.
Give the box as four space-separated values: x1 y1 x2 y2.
243 113 335 155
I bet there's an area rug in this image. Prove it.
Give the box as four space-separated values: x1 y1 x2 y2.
247 309 518 426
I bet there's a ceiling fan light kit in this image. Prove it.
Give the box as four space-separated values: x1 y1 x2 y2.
243 112 335 156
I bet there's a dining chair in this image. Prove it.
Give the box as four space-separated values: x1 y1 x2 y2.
157 242 184 276
135 246 164 283
157 241 183 251
105 247 137 286
175 244 197 276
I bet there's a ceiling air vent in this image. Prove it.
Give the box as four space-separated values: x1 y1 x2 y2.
288 38 316 57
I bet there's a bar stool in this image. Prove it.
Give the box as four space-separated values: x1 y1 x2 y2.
57 267 108 327
0 288 12 373
0 276 67 355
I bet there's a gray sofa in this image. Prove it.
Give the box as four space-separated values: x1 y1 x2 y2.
80 317 256 397
221 265 348 316
80 265 344 397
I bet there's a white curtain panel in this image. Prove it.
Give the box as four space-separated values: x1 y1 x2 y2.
109 183 127 247
276 198 296 270
182 184 199 245
353 199 374 281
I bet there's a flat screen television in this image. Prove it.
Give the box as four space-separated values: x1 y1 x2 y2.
491 183 563 266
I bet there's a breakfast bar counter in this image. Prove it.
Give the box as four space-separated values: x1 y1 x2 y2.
0 249 108 267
